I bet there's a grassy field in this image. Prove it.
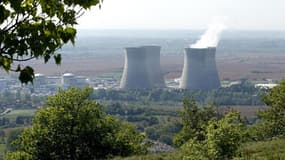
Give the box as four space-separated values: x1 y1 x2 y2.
0 108 36 157
238 138 285 160
113 151 183 160
3 109 37 122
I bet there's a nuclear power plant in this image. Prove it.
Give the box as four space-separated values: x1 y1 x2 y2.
120 46 165 89
120 45 221 90
179 47 221 90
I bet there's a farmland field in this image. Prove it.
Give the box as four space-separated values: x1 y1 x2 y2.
3 109 37 122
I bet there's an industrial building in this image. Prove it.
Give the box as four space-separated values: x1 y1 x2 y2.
34 73 47 86
61 73 89 89
180 47 221 90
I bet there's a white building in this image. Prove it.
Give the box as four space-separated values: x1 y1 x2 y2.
61 73 89 89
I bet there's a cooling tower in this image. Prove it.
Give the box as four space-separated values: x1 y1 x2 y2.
120 46 165 89
179 47 221 90
120 47 152 89
142 46 165 88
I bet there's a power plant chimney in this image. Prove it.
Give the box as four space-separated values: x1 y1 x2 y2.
179 47 221 90
120 46 165 89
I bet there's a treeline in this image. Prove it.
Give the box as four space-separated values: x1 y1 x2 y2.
0 80 265 112
105 103 181 145
92 81 265 105
0 91 46 110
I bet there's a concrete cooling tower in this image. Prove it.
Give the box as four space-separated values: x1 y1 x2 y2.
120 46 165 89
120 47 151 89
143 46 166 88
179 47 221 90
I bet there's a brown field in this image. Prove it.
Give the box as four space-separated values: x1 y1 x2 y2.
162 53 285 80
2 52 285 81
219 105 267 118
152 105 266 118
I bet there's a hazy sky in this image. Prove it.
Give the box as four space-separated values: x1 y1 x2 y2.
77 0 285 30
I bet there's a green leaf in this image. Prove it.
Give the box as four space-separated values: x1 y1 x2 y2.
0 0 99 83
19 66 34 84
44 54 51 63
0 5 10 24
9 0 22 12
15 65 21 72
54 54 61 65
65 27 76 39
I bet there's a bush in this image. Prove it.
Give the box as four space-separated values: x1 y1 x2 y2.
182 111 247 160
173 98 220 147
254 80 285 140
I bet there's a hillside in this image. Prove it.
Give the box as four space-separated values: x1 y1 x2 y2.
114 138 285 160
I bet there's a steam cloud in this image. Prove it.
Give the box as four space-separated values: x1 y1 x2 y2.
191 17 227 48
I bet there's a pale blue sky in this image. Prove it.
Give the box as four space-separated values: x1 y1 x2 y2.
77 0 285 30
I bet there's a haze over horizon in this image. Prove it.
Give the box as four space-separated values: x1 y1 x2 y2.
77 0 285 31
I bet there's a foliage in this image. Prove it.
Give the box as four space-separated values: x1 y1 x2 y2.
0 90 46 110
113 138 285 160
254 80 285 139
182 111 247 160
113 151 184 160
105 102 180 146
0 0 102 83
173 98 220 147
0 81 264 109
6 128 23 151
5 151 33 160
114 110 248 160
145 123 181 146
236 138 285 160
91 82 264 106
5 87 147 160
181 139 207 160
206 111 247 160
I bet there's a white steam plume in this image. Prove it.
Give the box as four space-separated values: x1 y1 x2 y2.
191 17 227 48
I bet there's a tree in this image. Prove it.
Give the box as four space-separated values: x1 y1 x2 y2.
173 98 220 147
5 87 147 160
206 111 247 160
254 80 285 139
0 0 102 83
182 111 247 160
